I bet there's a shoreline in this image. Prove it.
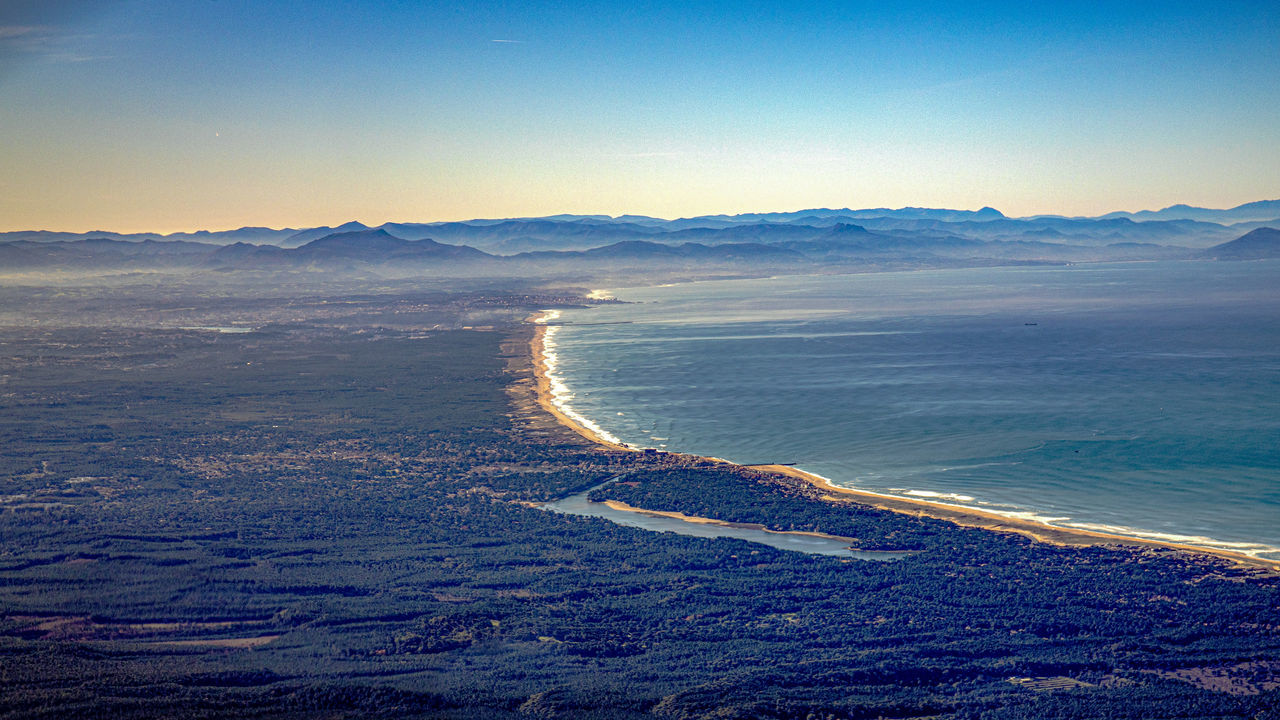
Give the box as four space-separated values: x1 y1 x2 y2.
526 312 1279 573
529 312 634 453
752 464 1279 570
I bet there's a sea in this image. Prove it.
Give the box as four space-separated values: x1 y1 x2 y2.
542 260 1280 561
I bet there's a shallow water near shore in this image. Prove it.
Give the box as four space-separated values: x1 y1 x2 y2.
546 261 1280 561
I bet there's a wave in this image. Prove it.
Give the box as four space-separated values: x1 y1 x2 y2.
540 321 625 446
758 467 1280 561
1063 522 1280 558
862 478 1280 560
901 489 977 502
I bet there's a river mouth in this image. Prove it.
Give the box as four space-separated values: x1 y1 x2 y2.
543 479 909 561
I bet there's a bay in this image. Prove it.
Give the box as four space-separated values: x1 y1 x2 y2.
546 261 1280 561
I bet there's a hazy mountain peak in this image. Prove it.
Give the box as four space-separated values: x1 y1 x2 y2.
1202 226 1280 259
300 227 407 252
1104 200 1280 224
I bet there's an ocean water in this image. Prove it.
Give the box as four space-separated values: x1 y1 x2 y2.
544 261 1280 561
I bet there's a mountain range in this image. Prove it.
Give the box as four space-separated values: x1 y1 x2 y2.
2 201 1277 276
1199 227 1280 260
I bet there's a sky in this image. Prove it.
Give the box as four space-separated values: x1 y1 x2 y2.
1 0 1278 233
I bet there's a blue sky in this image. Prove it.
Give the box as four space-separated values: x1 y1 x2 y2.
1 0 1277 232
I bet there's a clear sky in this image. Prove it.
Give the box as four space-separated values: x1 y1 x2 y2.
2 0 1278 233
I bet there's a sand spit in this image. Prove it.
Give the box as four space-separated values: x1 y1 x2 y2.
599 498 907 551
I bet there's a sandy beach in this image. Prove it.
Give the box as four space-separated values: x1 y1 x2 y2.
527 312 635 452
751 464 1279 570
524 313 1279 572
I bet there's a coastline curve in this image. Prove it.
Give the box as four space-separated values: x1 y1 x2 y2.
527 310 1280 573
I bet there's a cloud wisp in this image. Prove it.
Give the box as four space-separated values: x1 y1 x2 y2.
0 23 113 66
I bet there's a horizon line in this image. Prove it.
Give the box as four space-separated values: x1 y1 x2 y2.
3 198 1277 237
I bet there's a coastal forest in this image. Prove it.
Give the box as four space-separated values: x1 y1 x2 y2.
0 279 1278 719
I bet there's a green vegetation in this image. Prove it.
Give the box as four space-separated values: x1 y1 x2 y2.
0 284 1277 719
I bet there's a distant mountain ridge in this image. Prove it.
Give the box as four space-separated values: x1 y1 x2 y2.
5 200 1275 249
1200 227 1280 259
1098 200 1280 224
207 229 494 270
0 226 299 246
3 202 1278 276
282 221 372 247
673 206 1006 225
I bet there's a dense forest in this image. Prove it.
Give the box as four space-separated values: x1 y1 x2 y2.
0 282 1277 719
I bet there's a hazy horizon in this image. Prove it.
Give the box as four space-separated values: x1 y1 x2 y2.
4 197 1279 237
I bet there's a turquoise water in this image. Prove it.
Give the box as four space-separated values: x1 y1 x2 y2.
544 261 1280 561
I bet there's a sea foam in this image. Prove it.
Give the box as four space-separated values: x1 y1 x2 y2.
539 318 625 446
